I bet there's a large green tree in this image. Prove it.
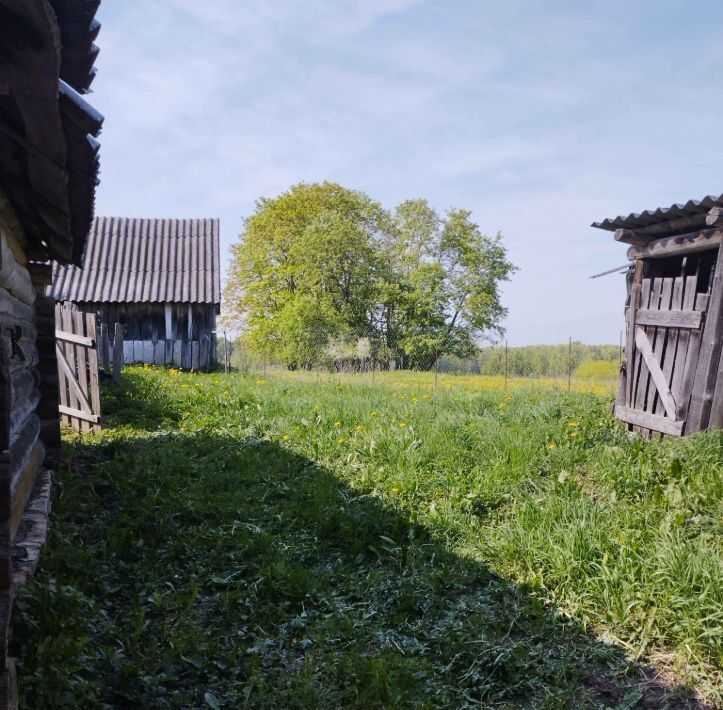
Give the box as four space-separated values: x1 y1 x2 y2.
224 182 516 369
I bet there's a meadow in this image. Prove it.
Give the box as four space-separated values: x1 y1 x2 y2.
13 368 722 707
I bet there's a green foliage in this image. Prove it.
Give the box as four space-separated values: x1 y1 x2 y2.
224 184 515 369
459 343 621 378
13 369 721 707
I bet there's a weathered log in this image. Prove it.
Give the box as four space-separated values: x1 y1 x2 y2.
627 229 723 260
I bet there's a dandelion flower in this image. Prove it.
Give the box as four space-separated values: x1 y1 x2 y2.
282 434 290 441
370 411 377 417
334 420 341 427
548 443 557 449
399 422 407 428
391 487 400 494
355 424 362 431
570 431 578 437
337 437 345 444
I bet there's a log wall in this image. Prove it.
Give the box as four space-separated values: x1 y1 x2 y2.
0 192 55 707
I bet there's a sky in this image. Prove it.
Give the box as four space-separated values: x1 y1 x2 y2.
88 0 723 346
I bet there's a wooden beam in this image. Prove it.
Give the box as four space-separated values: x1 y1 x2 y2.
54 330 94 347
632 309 702 329
627 229 722 260
57 405 100 424
614 405 684 437
615 229 650 247
634 326 679 420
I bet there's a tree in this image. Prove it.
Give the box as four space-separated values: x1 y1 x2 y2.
224 183 516 369
381 201 516 369
224 182 387 367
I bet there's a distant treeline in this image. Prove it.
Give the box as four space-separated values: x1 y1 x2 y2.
438 343 621 378
227 339 621 379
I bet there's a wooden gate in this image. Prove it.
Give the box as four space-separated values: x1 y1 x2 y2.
615 259 709 437
55 305 102 433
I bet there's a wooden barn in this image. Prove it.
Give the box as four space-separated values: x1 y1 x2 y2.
49 216 221 370
593 194 723 438
0 0 103 704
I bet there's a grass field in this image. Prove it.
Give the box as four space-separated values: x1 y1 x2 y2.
13 368 722 707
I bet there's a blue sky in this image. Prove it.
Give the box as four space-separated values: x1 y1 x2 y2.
90 0 723 345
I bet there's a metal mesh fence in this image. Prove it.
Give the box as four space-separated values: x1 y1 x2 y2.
217 311 625 394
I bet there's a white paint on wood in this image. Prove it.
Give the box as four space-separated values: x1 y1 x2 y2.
142 341 153 363
123 341 134 364
165 304 173 339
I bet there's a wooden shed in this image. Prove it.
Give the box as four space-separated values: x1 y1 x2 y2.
593 194 723 437
0 0 103 704
49 216 221 370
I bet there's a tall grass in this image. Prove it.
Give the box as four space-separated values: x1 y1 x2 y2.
13 367 721 707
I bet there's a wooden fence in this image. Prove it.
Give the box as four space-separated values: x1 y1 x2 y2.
54 305 102 433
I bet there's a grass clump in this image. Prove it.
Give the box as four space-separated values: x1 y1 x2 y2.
12 367 721 707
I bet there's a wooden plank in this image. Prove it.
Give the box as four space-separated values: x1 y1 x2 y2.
73 311 90 433
57 405 101 424
633 308 702 329
191 341 199 371
172 340 182 367
54 345 92 416
59 308 74 428
650 277 673 418
54 330 94 347
634 326 678 420
615 229 650 247
688 247 723 432
9 440 44 540
154 341 164 365
113 323 124 382
632 278 653 425
85 313 101 433
622 261 644 411
627 229 722 261
614 405 684 437
659 275 684 417
676 280 706 423
142 340 153 364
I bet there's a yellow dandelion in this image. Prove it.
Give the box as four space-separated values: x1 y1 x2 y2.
255 379 267 385
355 424 362 431
337 437 345 444
399 422 407 428
570 431 578 437
548 443 557 449
370 410 377 417
568 420 578 427
282 434 290 441
391 487 400 494
334 420 341 427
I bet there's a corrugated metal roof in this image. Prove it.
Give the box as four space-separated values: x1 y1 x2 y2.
49 216 221 304
592 193 723 232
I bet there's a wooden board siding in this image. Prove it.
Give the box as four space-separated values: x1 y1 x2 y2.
618 252 713 437
80 301 217 370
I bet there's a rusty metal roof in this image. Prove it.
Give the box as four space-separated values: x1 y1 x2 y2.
49 217 221 304
592 194 723 232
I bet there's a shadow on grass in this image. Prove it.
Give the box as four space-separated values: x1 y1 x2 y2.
11 380 707 708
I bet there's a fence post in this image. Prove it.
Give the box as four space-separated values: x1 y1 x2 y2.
567 336 572 393
504 340 508 391
112 323 124 382
223 331 230 373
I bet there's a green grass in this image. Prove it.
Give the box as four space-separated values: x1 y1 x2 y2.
13 368 722 707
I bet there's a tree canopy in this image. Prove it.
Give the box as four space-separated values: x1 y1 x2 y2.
224 181 516 369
